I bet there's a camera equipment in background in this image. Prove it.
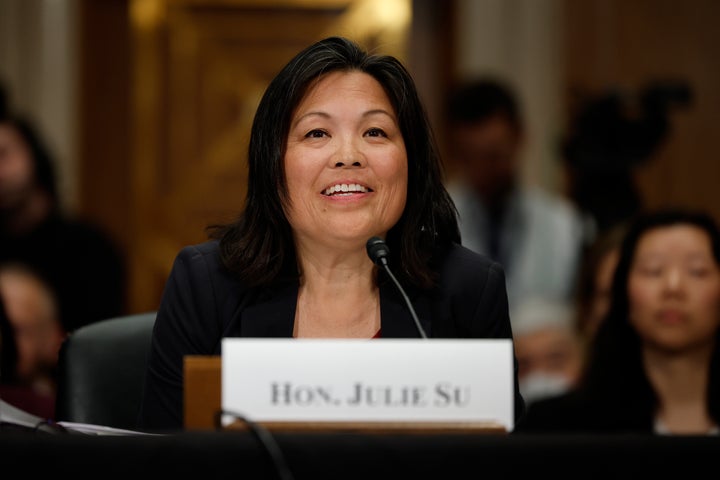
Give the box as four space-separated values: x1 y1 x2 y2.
561 79 692 240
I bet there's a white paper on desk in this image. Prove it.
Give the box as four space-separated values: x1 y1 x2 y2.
221 338 514 431
54 421 164 436
1 398 44 428
1 398 162 435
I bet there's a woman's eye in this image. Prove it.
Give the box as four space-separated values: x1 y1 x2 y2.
688 266 711 277
638 266 663 276
305 129 328 138
365 128 387 138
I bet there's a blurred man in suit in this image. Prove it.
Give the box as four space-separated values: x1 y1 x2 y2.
445 78 586 311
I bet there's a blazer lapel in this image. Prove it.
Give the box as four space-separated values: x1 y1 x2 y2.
239 281 298 337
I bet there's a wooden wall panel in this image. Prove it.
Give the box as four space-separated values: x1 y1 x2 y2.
562 0 720 224
78 0 131 273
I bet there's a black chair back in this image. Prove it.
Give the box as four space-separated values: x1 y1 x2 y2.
55 312 156 430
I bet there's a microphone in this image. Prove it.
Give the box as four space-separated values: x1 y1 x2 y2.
366 237 428 339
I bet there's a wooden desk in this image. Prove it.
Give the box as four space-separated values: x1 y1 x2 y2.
183 355 221 430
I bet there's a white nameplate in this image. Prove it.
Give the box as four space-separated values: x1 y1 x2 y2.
221 338 514 431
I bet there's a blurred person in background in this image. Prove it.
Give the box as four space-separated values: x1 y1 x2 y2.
0 262 65 419
512 297 584 407
0 111 127 333
516 208 720 435
444 78 586 311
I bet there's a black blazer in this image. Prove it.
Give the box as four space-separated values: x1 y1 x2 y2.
138 240 524 431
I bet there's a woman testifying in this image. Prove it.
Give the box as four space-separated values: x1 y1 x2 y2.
138 36 524 431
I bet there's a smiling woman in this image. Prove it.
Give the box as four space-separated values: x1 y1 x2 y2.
137 36 525 433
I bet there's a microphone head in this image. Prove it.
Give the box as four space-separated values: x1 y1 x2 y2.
366 236 390 266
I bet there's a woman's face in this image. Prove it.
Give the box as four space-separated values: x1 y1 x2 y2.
628 225 720 352
0 267 64 380
284 70 408 250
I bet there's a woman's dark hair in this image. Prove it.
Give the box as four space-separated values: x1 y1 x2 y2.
0 114 59 206
574 222 628 337
209 36 459 289
580 207 720 426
